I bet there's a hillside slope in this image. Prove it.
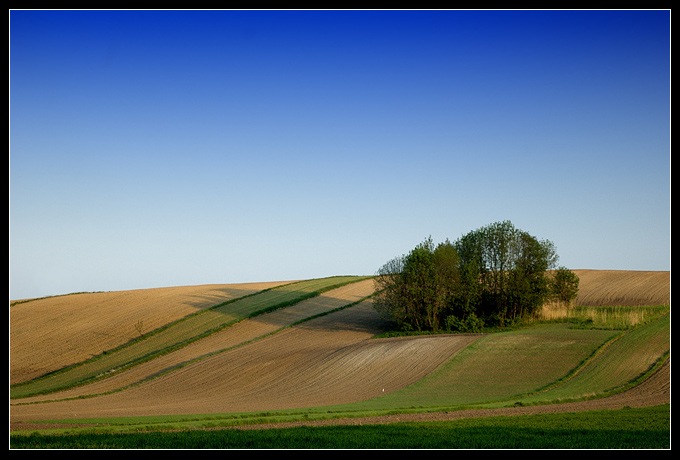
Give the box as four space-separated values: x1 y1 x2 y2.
10 281 291 384
572 270 669 306
10 270 670 427
10 298 479 421
17 278 378 403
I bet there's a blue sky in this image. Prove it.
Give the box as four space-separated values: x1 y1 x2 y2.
10 10 670 299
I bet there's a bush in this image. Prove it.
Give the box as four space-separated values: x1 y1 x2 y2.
445 313 484 333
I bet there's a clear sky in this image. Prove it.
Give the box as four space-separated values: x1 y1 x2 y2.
10 10 670 300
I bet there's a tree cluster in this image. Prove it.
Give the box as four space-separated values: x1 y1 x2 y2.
373 221 579 332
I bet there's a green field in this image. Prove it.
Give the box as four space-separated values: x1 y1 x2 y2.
10 405 670 449
519 312 670 405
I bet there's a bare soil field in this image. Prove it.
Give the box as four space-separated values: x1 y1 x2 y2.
572 270 670 306
10 299 479 422
10 281 291 384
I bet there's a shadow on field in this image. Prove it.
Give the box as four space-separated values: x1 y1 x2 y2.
293 300 392 336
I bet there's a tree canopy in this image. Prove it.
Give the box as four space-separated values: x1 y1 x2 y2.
373 221 579 332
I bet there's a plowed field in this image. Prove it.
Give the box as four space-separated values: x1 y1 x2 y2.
572 270 670 306
10 281 291 384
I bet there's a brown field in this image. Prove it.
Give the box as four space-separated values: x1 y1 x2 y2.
9 270 670 428
572 269 670 306
9 281 291 384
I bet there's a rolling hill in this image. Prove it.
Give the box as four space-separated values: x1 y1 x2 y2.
9 270 670 432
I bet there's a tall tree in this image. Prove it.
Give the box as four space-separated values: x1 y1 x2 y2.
455 221 558 325
550 266 580 306
374 237 459 331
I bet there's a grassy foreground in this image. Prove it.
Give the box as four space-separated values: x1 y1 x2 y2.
10 405 670 449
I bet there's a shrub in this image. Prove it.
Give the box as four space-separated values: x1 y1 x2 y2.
445 313 484 333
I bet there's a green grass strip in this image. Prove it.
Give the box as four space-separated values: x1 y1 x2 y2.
10 405 670 449
11 276 370 399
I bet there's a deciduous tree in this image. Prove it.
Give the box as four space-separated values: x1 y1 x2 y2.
374 221 578 331
550 266 580 306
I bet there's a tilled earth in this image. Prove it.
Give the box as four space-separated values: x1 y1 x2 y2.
11 359 669 433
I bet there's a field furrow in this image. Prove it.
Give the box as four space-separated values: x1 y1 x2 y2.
10 281 291 384
573 270 670 306
17 279 377 403
10 299 479 422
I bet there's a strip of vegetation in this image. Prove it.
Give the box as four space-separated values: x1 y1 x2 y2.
375 303 669 339
11 276 370 399
539 304 670 330
10 405 670 449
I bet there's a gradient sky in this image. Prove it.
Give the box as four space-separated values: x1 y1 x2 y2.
10 10 670 300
